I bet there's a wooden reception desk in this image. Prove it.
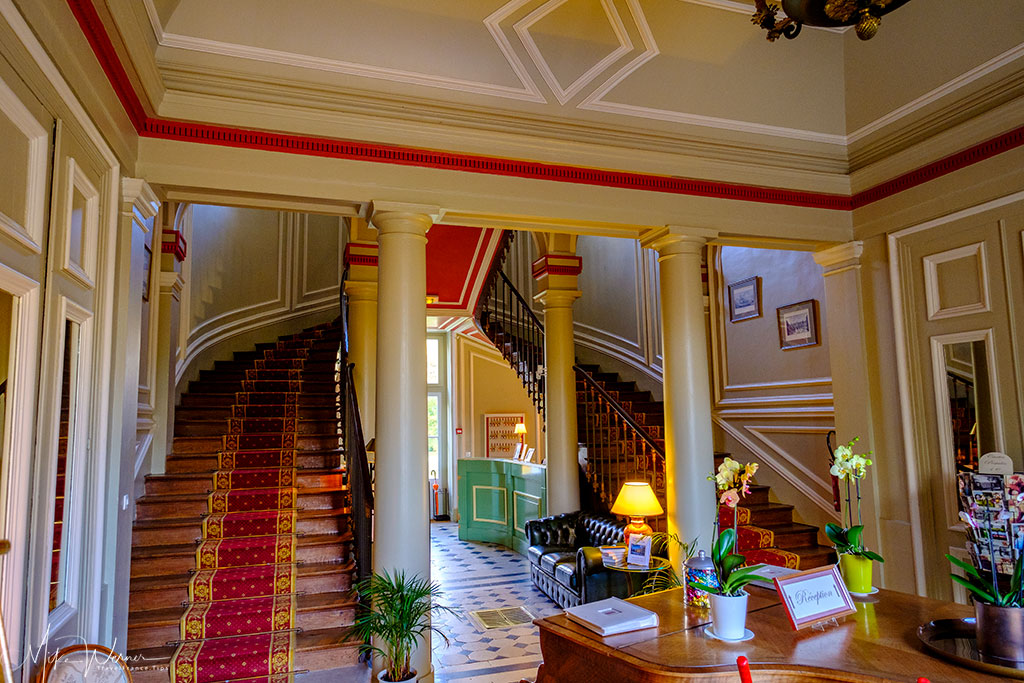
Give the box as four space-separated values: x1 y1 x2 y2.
535 586 1008 682
457 457 546 555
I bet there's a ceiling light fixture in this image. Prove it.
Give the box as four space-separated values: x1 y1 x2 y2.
751 0 913 42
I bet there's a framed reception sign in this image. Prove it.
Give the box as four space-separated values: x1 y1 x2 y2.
777 299 819 350
774 565 856 630
728 276 761 322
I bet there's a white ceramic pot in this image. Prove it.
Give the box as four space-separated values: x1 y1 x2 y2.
709 591 749 640
377 668 416 682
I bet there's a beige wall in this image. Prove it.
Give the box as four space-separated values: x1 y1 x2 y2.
175 205 343 391
710 246 838 542
454 333 544 465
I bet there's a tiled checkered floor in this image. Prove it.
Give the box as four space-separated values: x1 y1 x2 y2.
430 522 561 683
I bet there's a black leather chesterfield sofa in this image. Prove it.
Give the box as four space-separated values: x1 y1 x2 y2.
525 511 631 608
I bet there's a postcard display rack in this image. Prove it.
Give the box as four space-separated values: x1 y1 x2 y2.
485 413 525 460
957 469 1024 575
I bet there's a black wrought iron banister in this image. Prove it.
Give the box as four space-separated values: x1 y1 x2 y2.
498 271 543 330
574 365 663 458
339 268 373 586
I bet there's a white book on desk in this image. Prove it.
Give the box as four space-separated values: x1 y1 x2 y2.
564 597 659 636
748 564 801 589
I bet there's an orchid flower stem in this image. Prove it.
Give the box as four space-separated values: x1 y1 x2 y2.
855 479 862 527
733 505 738 536
845 478 853 530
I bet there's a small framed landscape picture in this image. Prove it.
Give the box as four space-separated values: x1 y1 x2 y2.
525 447 536 463
777 299 819 350
728 276 761 322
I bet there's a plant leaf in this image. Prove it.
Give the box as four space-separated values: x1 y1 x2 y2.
950 574 996 604
847 525 864 549
946 554 982 579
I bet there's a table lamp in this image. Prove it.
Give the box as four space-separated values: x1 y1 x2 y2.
514 421 527 445
610 481 663 547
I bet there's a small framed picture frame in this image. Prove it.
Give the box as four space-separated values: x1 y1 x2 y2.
511 443 524 460
524 447 536 463
777 299 819 350
774 565 856 630
728 276 761 322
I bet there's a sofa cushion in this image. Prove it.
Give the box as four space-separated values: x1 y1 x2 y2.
528 544 573 567
540 551 576 575
554 560 576 590
578 513 626 548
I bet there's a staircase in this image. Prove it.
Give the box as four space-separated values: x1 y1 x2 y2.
126 322 363 682
576 363 836 570
473 231 835 571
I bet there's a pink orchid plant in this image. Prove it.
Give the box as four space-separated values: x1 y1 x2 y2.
708 457 759 534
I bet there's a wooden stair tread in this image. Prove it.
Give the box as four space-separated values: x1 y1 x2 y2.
129 590 358 628
130 560 356 593
138 486 348 504
127 626 360 666
132 507 351 530
145 469 345 483
131 532 353 559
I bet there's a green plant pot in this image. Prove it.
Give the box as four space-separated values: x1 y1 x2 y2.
839 554 873 594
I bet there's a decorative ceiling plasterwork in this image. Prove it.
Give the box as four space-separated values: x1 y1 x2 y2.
141 0 846 145
137 0 1023 154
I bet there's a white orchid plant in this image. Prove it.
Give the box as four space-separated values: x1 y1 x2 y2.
825 437 884 563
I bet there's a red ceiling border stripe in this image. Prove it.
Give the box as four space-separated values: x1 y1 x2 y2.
65 0 1023 214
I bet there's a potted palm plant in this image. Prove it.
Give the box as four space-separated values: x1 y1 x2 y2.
696 528 768 640
826 437 884 594
350 570 455 682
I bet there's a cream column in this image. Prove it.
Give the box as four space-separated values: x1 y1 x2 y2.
814 242 895 588
641 226 718 570
371 201 438 682
533 251 582 515
343 225 379 440
150 203 186 474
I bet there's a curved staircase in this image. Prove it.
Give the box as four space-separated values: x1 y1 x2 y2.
127 322 362 682
576 363 836 570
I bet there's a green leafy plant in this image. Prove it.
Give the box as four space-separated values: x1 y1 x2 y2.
350 570 456 682
699 528 768 597
824 524 884 562
637 532 696 595
947 552 1024 607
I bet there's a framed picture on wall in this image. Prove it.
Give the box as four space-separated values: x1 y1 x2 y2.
777 299 819 350
728 276 761 322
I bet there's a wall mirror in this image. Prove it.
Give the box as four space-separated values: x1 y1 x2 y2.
49 319 80 612
941 339 997 475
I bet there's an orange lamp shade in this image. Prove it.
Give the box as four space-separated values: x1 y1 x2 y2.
610 482 663 547
514 422 527 444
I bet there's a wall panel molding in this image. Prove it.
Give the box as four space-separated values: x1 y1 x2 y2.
0 72 47 254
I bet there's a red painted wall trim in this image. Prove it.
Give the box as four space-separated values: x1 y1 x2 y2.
66 0 1024 214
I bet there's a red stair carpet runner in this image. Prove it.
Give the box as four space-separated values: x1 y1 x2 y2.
718 506 801 569
170 334 328 683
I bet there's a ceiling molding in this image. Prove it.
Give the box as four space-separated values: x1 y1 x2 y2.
158 31 547 104
848 42 1024 145
513 0 633 105
61 0 1024 214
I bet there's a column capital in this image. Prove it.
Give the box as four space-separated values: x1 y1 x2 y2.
121 178 160 221
370 201 443 234
640 226 718 255
534 288 581 309
814 241 864 276
159 271 184 299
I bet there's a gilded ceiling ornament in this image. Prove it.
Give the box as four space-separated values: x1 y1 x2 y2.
824 0 858 22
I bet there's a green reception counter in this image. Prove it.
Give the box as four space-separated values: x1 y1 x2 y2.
457 458 547 555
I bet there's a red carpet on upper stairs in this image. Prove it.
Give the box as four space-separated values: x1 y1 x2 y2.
170 330 334 683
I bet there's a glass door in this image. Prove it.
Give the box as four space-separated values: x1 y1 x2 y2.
427 334 449 519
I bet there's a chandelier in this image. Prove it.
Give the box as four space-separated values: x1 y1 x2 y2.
752 0 913 42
